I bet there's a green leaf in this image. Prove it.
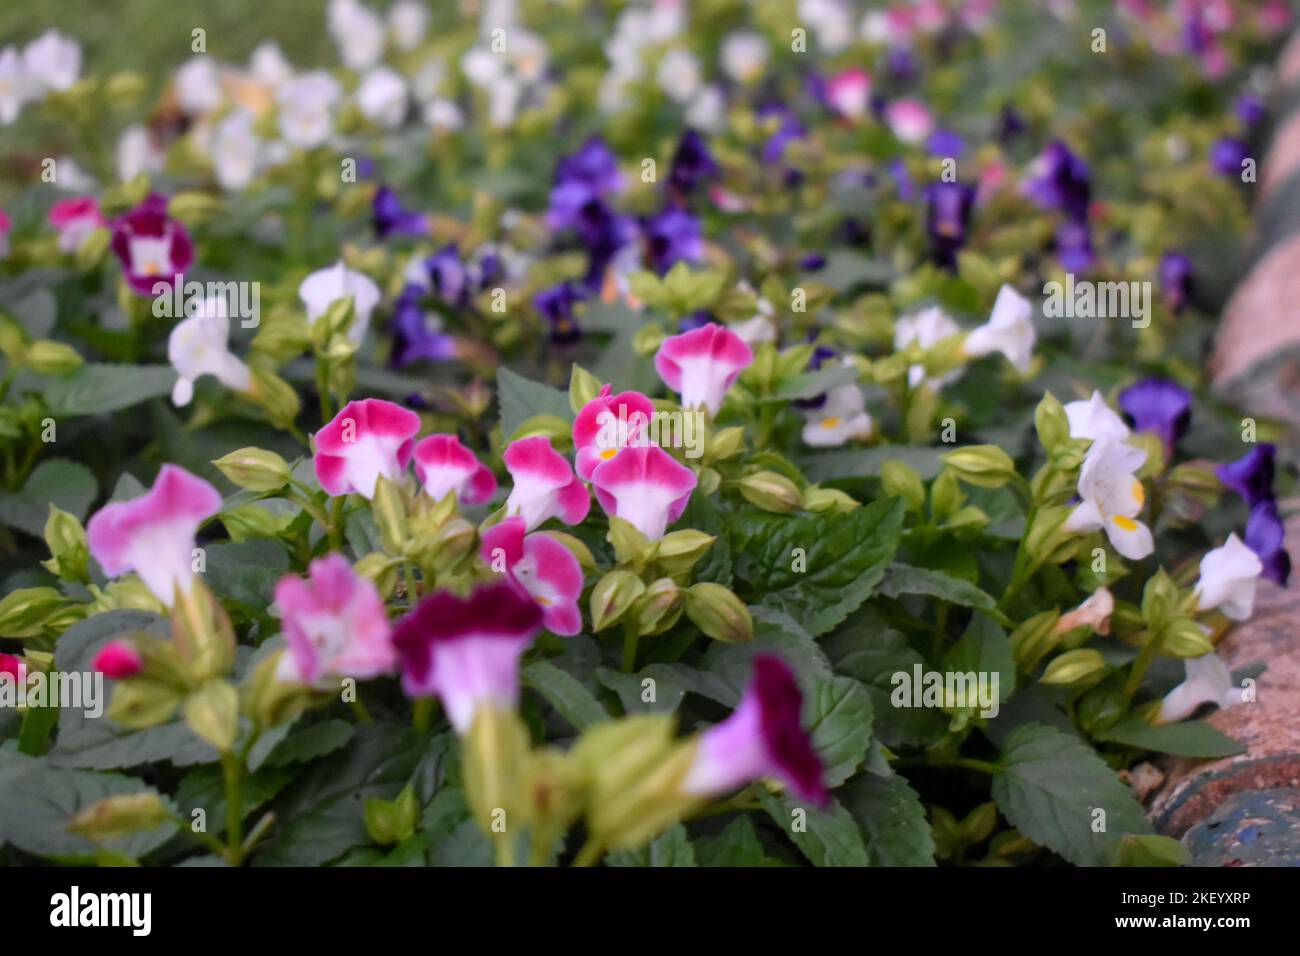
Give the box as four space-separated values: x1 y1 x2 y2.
0 459 98 536
606 824 697 866
176 764 293 837
690 607 833 707
695 815 773 866
596 665 688 715
761 365 859 404
801 445 945 484
805 676 874 788
497 367 572 439
262 719 357 767
842 773 936 866
734 497 904 636
944 615 1016 706
1096 717 1244 759
880 563 996 610
816 251 897 292
42 363 176 417
992 723 1154 867
522 660 609 731
201 540 290 612
758 790 870 866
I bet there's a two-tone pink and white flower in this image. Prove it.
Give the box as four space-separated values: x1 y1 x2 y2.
273 553 395 686
681 654 828 806
502 436 590 531
314 398 421 499
480 516 584 636
48 197 105 253
885 99 933 144
412 434 497 506
86 464 221 607
654 323 753 417
590 444 696 542
168 296 253 406
393 581 544 733
826 68 872 120
572 383 656 480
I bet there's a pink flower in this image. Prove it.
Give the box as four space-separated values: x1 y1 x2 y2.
86 464 221 607
885 99 934 145
589 444 696 542
273 553 395 686
502 435 590 531
654 322 753 416
572 383 656 480
0 209 10 258
392 581 543 733
48 196 105 253
480 516 583 636
0 652 25 684
109 193 195 297
681 654 827 806
412 434 496 506
313 398 421 499
826 68 872 121
92 640 144 679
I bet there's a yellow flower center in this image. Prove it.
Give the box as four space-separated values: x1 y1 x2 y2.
600 448 618 460
1131 480 1145 507
820 416 842 429
1112 515 1138 532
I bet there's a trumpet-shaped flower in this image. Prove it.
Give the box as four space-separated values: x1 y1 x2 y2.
1216 443 1275 507
110 193 195 296
480 516 584 636
1064 391 1131 442
1118 377 1191 456
801 382 872 447
572 383 656 479
314 398 421 499
212 110 261 192
589 444 696 541
1063 438 1154 560
412 434 496 506
86 464 221 606
298 261 381 344
1194 533 1262 620
167 296 253 406
1245 500 1290 587
393 582 544 733
23 30 80 93
327 0 385 71
654 323 753 416
1158 652 1241 723
48 197 104 253
964 284 1036 373
277 71 341 149
885 98 933 144
895 306 962 389
274 553 395 686
681 654 828 806
502 436 590 531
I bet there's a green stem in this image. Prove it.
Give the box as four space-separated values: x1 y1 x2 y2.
621 622 640 673
222 751 244 862
412 697 434 734
572 838 605 868
1122 629 1158 703
349 696 372 723
330 495 346 550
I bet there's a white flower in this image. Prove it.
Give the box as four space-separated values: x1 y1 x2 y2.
509 31 549 84
0 46 33 125
249 41 293 89
356 67 407 128
168 298 253 406
1158 652 1241 723
412 58 446 103
894 306 962 389
212 110 260 191
1063 438 1153 560
964 284 1036 373
487 75 523 128
23 30 80 92
686 85 726 132
1194 533 1263 621
423 98 464 132
278 71 341 149
657 49 702 104
720 32 769 83
51 155 96 193
1064 390 1131 442
175 56 223 114
461 47 504 88
116 124 163 182
799 0 855 52
327 0 386 71
388 0 429 51
299 261 381 344
802 382 872 447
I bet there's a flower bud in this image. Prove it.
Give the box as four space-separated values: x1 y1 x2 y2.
631 578 684 636
738 470 802 513
803 485 858 513
364 785 419 846
684 583 753 643
219 503 288 542
651 529 715 576
92 640 144 679
242 651 314 729
67 792 170 840
1033 392 1069 452
42 505 89 583
707 426 745 462
183 680 240 753
940 445 1016 489
249 367 301 430
607 517 654 571
568 364 602 414
25 340 83 376
1039 648 1107 687
590 570 646 632
167 191 225 227
1161 617 1214 658
881 460 926 512
372 475 410 554
1010 609 1062 672
212 447 292 492
0 586 65 638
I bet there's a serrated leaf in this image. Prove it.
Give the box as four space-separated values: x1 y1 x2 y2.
596 665 688 715
758 790 869 866
695 815 773 866
263 719 357 767
523 660 609 731
805 676 874 788
497 367 572 439
42 363 176 417
842 773 936 866
606 824 697 866
1096 717 1243 759
0 459 98 536
880 563 996 610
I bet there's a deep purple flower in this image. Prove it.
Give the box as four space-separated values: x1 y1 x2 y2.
998 104 1025 142
1245 499 1291 586
644 207 702 274
1236 93 1266 129
1209 137 1250 177
794 344 839 411
1055 220 1095 272
1217 443 1276 507
759 106 806 166
668 128 720 199
390 284 457 368
372 186 427 239
887 47 917 83
887 158 916 200
927 128 965 159
1024 140 1091 223
476 251 504 290
426 244 469 306
110 193 195 296
677 311 714 333
923 180 976 267
1118 377 1192 454
1158 251 1193 312
800 252 827 271
555 135 624 195
534 281 586 345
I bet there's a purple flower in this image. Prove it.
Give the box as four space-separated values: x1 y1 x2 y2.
644 206 702 274
426 244 469 306
390 284 456 368
886 47 917 83
555 135 624 196
927 128 965 159
1055 220 1095 272
1158 251 1193 312
1209 137 1249 177
800 252 827 271
371 186 427 238
1024 140 1091 223
534 281 586 345
998 104 1025 142
887 158 916 200
668 128 720 199
1236 93 1266 129
110 193 195 297
677 310 714 333
794 344 839 411
759 106 806 165
1118 377 1192 455
1245 499 1291 586
1217 443 1276 507
923 180 976 267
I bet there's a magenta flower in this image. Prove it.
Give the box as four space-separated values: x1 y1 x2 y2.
654 322 753 416
590 444 696 542
412 434 497 506
825 68 872 121
502 435 590 531
48 196 105 252
273 553 395 686
313 398 422 499
572 383 656 480
86 464 221 607
0 653 25 684
110 193 195 296
480 516 584 635
91 640 144 679
681 654 828 806
392 581 543 733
